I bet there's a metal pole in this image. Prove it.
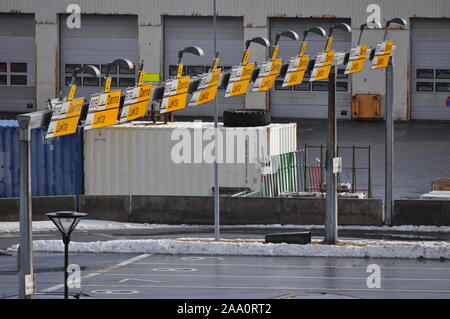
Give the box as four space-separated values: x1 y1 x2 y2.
18 125 33 299
213 0 220 241
325 65 338 244
385 60 394 225
64 237 69 299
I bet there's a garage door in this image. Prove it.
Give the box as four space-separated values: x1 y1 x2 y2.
269 18 351 119
164 16 244 117
60 15 138 100
411 19 450 120
0 13 35 114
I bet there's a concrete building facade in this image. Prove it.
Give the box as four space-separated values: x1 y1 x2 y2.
0 0 449 121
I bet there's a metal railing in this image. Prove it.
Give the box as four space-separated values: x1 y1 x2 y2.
260 145 372 198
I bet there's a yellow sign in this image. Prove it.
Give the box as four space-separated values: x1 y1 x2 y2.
161 93 189 113
137 72 145 86
325 37 334 52
188 68 222 106
370 41 395 70
271 45 280 61
371 54 391 69
310 51 335 81
242 49 251 65
212 58 220 71
282 55 310 87
311 65 332 81
119 83 153 122
177 64 184 78
345 59 365 74
225 64 255 98
160 76 190 113
227 79 251 97
104 77 112 93
67 85 77 101
298 41 308 57
90 108 120 129
252 75 277 92
84 89 122 130
46 97 85 138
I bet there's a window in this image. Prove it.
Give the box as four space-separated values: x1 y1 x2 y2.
0 75 6 85
436 82 450 92
11 63 27 73
187 66 204 76
417 69 434 79
101 64 117 75
436 69 450 79
65 64 82 74
83 77 100 87
336 81 348 92
119 64 135 75
119 77 135 87
101 77 117 87
275 79 291 91
10 75 27 85
416 82 434 92
293 82 310 91
65 76 82 86
312 81 329 91
0 63 6 73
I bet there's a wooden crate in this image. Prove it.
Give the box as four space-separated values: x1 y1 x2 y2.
431 178 450 191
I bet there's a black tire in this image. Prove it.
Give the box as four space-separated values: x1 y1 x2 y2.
223 108 271 127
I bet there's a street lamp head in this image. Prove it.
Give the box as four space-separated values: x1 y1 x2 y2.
329 23 352 37
302 27 327 41
46 211 87 238
105 58 135 78
274 30 299 46
177 46 205 64
245 36 270 50
70 65 100 86
383 17 407 40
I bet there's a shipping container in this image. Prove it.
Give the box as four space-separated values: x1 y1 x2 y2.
0 123 84 197
84 121 297 196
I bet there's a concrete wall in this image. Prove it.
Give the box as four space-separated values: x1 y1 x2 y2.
394 200 450 226
2 0 450 120
0 196 77 221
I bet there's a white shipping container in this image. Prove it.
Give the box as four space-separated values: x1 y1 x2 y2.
84 121 297 196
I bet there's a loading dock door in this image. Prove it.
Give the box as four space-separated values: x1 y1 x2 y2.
60 15 138 100
269 18 351 119
411 19 450 120
0 14 36 114
164 16 244 117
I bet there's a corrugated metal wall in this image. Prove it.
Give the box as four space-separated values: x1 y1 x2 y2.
0 125 84 197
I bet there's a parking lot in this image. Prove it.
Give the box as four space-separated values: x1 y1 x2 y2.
2 252 450 299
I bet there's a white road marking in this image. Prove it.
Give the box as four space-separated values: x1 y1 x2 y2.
135 262 450 272
91 289 139 295
101 273 450 282
181 256 224 261
80 283 450 294
151 267 197 272
41 254 151 293
118 278 162 283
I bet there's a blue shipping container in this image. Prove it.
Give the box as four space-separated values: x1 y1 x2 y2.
0 123 83 197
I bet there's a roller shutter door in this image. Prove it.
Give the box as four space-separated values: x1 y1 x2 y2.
164 16 244 117
269 18 351 119
411 19 450 120
0 13 35 114
59 15 138 100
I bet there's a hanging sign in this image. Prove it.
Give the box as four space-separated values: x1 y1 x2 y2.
224 64 255 98
84 89 122 130
310 51 335 81
160 76 190 113
345 44 368 74
371 41 394 70
251 58 282 92
188 68 222 106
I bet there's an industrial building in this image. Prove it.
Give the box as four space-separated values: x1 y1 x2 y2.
0 0 449 120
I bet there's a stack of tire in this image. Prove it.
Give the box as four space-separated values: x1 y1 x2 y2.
223 109 271 127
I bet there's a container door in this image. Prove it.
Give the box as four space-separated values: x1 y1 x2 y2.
163 16 244 117
411 19 450 120
269 18 351 119
0 13 36 114
59 14 139 99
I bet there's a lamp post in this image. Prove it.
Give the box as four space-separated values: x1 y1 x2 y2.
46 211 87 299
